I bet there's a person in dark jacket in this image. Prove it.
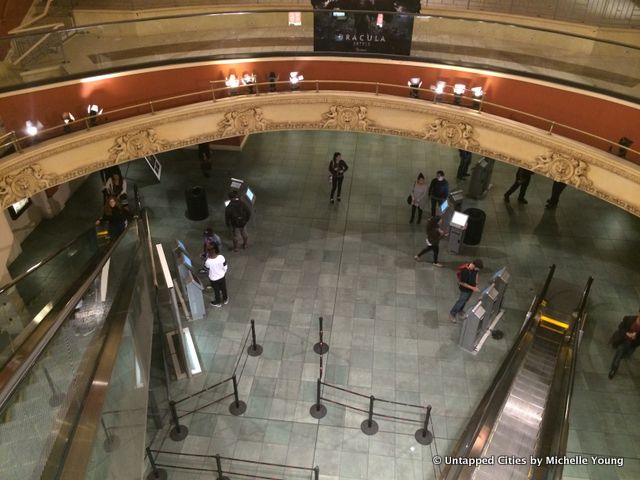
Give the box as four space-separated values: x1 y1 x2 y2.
504 167 533 204
545 181 567 209
198 142 212 178
428 170 449 216
456 149 472 180
414 216 445 266
608 311 640 379
449 259 483 323
328 152 349 204
96 195 130 239
225 191 251 252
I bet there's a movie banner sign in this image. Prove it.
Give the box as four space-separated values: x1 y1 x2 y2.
311 0 421 55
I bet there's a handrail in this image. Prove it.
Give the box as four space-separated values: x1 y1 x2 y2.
440 264 556 479
530 276 593 480
1 80 638 163
0 224 98 295
0 221 135 410
1 8 639 50
8 0 56 34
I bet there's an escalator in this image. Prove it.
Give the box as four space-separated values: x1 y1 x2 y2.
442 266 593 480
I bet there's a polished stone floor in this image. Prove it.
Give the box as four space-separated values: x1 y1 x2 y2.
119 130 640 480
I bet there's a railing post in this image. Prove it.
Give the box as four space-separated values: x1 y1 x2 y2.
211 85 216 102
313 316 329 354
314 466 320 480
548 121 555 135
315 80 319 93
375 82 379 95
360 395 378 435
149 101 155 115
101 417 121 452
310 378 327 419
11 131 22 153
228 374 247 415
247 319 263 356
169 400 189 441
43 366 65 407
145 447 168 480
414 404 434 445
215 454 230 480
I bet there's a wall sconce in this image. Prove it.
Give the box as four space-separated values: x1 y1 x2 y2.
376 13 384 28
268 71 279 92
288 12 302 26
408 77 422 98
431 81 446 102
241 72 257 94
62 112 75 133
471 86 484 110
25 120 42 136
225 74 240 96
87 104 103 126
453 84 466 105
290 72 304 91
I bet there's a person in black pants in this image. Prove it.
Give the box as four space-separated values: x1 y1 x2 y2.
545 181 567 209
504 167 533 204
414 216 445 267
456 150 472 180
328 152 349 203
608 311 640 379
428 170 449 216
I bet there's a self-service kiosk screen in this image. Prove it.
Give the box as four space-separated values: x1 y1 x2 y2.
180 253 193 269
440 199 448 212
451 211 468 228
175 240 187 253
246 188 254 202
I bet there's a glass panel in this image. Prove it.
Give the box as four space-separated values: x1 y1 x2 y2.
0 225 138 480
0 227 101 369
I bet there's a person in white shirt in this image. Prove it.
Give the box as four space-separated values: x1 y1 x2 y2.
205 244 228 307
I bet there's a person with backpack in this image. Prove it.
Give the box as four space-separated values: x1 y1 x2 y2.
450 259 484 323
205 244 228 307
414 215 445 266
225 190 251 252
428 170 449 216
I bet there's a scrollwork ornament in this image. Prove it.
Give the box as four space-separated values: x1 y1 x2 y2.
423 119 479 150
217 108 267 137
321 105 373 131
532 151 593 188
108 129 168 164
0 164 57 208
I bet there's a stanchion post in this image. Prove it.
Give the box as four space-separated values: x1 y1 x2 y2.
43 367 65 407
414 404 434 445
169 400 189 441
310 377 327 419
101 417 121 452
360 395 379 435
215 454 230 480
313 316 329 355
145 447 168 480
247 319 263 356
228 374 247 415
314 466 320 480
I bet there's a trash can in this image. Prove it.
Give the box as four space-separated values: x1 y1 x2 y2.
463 208 486 245
185 186 208 220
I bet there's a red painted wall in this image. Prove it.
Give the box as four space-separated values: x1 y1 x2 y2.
1 59 638 162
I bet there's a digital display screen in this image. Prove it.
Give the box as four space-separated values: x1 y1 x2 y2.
180 252 192 268
224 200 230 207
440 200 448 212
451 211 469 227
8 197 31 220
246 188 254 202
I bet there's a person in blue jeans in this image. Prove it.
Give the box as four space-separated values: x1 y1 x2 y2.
450 259 483 323
608 311 640 379
428 170 449 216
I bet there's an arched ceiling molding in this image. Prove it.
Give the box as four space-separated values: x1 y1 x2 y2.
1 91 639 216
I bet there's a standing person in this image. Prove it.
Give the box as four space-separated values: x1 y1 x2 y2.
225 191 251 252
409 173 428 224
428 170 449 216
545 181 567 209
328 152 349 204
414 215 445 266
104 171 128 204
503 167 533 204
205 244 229 308
96 195 130 239
198 142 212 178
456 150 472 180
199 227 222 274
449 259 484 323
608 310 640 379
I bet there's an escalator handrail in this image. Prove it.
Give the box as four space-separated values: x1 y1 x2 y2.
530 276 593 479
440 264 556 479
0 222 136 410
0 225 98 295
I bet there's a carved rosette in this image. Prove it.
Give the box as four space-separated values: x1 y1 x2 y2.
423 119 479 150
0 165 57 208
321 105 373 131
108 129 168 164
531 151 593 188
217 108 267 137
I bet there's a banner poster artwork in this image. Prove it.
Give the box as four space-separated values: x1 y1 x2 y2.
311 0 421 55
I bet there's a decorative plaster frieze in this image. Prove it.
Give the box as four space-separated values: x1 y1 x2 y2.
422 119 480 151
321 105 373 131
217 108 268 137
0 165 57 208
108 129 169 164
531 151 593 188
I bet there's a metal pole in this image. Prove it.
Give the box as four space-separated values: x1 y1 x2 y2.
101 418 112 444
313 316 329 354
414 404 434 445
149 102 155 114
315 80 319 93
228 374 247 415
146 447 159 475
549 121 555 135
310 377 327 418
214 453 230 480
247 319 263 356
314 466 320 480
211 85 216 102
168 400 188 441
361 395 379 435
145 447 167 480
375 83 379 95
11 131 22 153
367 396 374 428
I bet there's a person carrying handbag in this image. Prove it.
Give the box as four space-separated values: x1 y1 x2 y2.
409 173 428 224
